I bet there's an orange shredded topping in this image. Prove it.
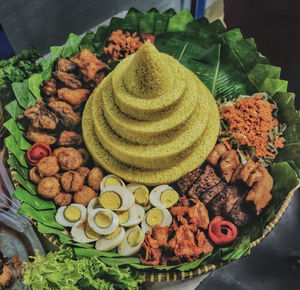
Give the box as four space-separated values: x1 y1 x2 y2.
221 94 285 158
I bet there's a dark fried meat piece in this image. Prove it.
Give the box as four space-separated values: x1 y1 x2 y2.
29 166 42 184
222 186 243 215
24 127 57 145
209 191 226 217
77 148 91 166
57 88 90 107
227 202 250 228
36 156 60 177
53 192 72 206
73 186 96 206
57 147 83 171
87 167 104 191
77 167 90 181
52 71 82 89
207 143 228 166
23 100 58 130
140 232 163 266
177 168 202 195
37 177 60 199
61 171 84 192
42 78 56 96
48 100 81 129
58 130 82 146
200 181 226 205
57 58 77 73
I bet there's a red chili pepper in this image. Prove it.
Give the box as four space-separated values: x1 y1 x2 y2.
208 216 238 246
25 143 52 166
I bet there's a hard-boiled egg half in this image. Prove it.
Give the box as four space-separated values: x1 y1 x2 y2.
127 183 151 210
99 185 135 211
116 204 145 227
118 226 145 256
71 221 101 243
55 204 87 227
100 174 125 191
96 226 125 251
88 208 119 235
87 197 101 213
141 207 172 232
149 185 179 208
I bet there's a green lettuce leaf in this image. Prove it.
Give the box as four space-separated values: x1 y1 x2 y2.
61 33 82 58
50 46 64 61
4 135 27 167
12 80 36 109
94 26 111 55
79 31 96 53
14 173 36 195
5 100 24 120
7 154 28 180
40 59 53 80
28 73 43 99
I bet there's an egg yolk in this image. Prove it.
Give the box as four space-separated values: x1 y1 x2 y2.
104 177 122 187
134 187 149 206
160 189 179 208
104 227 121 240
64 206 81 222
116 210 130 224
99 191 122 210
85 224 101 239
95 212 112 228
127 229 144 247
146 209 163 226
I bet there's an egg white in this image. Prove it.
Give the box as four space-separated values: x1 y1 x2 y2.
149 185 179 208
118 226 145 256
100 174 126 191
55 204 87 227
120 204 145 227
87 197 101 213
127 183 151 210
95 227 125 251
71 221 99 243
141 207 172 233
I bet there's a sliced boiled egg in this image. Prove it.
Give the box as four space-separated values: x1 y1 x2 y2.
87 197 101 213
141 207 172 232
71 221 101 243
127 183 151 210
100 174 125 191
55 204 87 227
149 185 179 208
88 208 119 235
116 204 145 227
95 226 125 251
99 185 135 211
118 226 145 256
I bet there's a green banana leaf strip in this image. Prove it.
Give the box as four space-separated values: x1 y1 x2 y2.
94 26 111 55
7 154 28 180
175 253 212 271
122 8 144 32
28 73 43 99
277 144 300 169
37 222 72 244
4 135 27 167
185 17 209 36
239 216 264 242
12 80 36 109
130 263 178 271
163 8 176 18
153 13 170 36
4 118 31 150
259 78 288 96
220 236 251 261
139 8 159 34
61 33 82 58
18 202 64 230
74 247 121 258
13 187 55 210
79 31 96 53
287 160 300 177
99 257 140 266
167 9 194 32
14 172 37 195
5 100 24 120
109 17 125 32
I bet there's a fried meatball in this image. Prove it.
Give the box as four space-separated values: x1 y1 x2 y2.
29 166 42 184
37 177 60 199
61 171 84 192
77 148 91 166
77 167 90 181
58 130 82 147
54 192 72 206
53 147 67 157
57 147 83 171
37 156 60 177
73 186 96 206
87 167 104 191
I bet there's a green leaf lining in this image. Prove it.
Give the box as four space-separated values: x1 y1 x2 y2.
12 80 36 109
4 135 28 167
14 172 37 195
28 73 43 99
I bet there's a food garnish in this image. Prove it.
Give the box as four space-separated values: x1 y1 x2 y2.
25 142 52 166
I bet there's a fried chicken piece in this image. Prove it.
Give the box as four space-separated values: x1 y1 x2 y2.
239 159 258 183
196 230 214 255
37 177 60 199
24 125 57 145
54 192 72 206
73 185 96 206
219 150 240 182
77 167 90 181
230 164 243 183
0 265 12 288
246 166 264 187
58 130 82 146
42 78 57 96
22 100 58 130
36 156 60 177
178 195 190 207
57 58 77 73
71 49 110 83
52 71 82 89
146 226 170 249
246 165 273 215
61 171 84 192
57 88 90 107
29 166 42 184
187 200 210 230
48 100 81 129
57 147 83 171
140 231 163 266
87 167 104 191
77 148 91 166
207 143 228 166
170 206 188 217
